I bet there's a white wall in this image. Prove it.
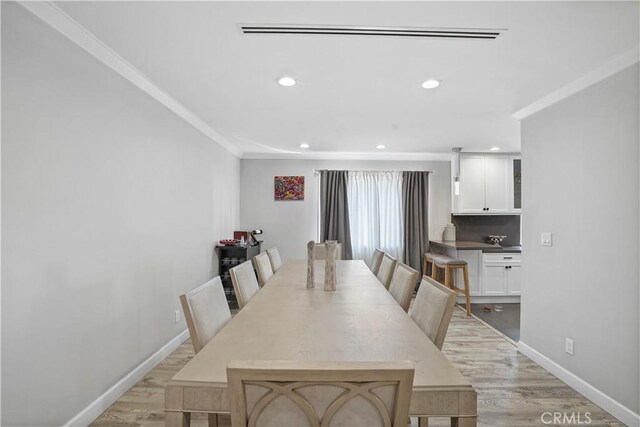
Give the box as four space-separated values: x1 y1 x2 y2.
240 159 450 262
520 64 639 419
1 4 239 425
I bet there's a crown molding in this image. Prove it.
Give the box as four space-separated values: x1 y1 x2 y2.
18 1 243 158
242 151 452 161
512 46 640 120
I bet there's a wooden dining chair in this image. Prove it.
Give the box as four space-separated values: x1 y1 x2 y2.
266 247 282 273
409 276 457 350
314 242 343 260
230 260 260 309
388 262 420 312
227 360 414 427
369 249 385 276
179 277 231 353
253 252 273 287
376 253 397 289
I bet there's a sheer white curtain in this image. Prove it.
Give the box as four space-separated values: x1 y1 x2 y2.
347 171 404 264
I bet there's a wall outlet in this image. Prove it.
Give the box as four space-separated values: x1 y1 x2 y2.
565 338 574 355
541 232 553 246
174 310 181 324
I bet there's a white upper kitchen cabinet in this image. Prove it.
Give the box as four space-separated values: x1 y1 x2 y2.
453 153 519 215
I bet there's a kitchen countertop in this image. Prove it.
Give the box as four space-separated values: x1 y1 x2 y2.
430 240 522 253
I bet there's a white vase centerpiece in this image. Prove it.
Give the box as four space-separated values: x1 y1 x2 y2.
306 241 315 288
324 242 337 291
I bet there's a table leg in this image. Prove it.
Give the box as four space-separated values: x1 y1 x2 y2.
166 411 191 427
208 413 218 427
451 416 477 427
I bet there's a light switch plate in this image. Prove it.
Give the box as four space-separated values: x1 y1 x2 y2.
541 232 552 246
174 310 180 324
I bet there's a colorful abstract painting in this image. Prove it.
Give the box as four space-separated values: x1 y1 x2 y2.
274 176 304 201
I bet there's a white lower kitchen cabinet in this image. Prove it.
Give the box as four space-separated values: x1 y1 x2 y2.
482 253 522 296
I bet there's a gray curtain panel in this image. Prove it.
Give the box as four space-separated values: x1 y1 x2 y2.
320 170 353 260
402 171 430 275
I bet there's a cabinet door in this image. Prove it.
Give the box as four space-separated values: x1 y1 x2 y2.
484 156 510 212
482 265 507 295
507 264 522 295
459 156 485 213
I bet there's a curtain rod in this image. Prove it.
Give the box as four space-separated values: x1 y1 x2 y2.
313 169 434 174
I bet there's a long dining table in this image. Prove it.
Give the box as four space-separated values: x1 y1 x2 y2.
165 259 477 426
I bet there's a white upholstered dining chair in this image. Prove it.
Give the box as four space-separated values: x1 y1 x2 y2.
314 242 343 261
253 252 274 287
266 247 282 273
388 262 420 313
227 360 414 427
230 260 260 309
376 253 397 289
179 277 231 354
369 249 384 276
410 276 457 350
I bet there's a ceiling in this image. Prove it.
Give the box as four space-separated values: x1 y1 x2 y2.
54 1 639 158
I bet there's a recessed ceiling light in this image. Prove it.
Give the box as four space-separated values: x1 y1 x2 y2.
299 143 310 149
278 76 296 87
421 79 440 89
376 144 386 150
490 146 501 151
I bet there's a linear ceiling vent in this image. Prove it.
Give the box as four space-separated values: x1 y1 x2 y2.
239 24 504 40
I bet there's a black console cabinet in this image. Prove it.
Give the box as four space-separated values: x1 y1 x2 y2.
215 244 261 308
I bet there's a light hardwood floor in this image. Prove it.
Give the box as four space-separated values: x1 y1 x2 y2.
91 307 624 427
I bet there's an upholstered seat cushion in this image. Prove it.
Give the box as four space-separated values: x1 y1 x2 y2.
433 255 467 266
424 252 438 261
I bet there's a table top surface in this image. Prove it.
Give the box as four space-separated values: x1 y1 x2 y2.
170 259 472 391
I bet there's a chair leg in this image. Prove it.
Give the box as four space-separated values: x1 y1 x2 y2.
207 413 218 427
462 265 471 316
444 265 451 288
431 263 438 280
419 417 429 427
451 416 477 426
166 412 191 427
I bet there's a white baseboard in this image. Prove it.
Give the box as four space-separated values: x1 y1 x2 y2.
518 341 640 427
464 296 521 304
64 329 190 427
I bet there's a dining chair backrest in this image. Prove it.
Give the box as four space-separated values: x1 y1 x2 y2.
266 247 282 273
253 252 274 287
376 253 397 289
179 277 231 353
369 249 384 276
230 260 260 309
227 360 414 427
314 242 343 261
409 276 457 350
388 262 420 312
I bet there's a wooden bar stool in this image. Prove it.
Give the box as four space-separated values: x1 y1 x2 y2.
432 256 471 316
422 252 438 278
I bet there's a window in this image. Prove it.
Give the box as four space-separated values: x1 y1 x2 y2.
347 171 403 263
